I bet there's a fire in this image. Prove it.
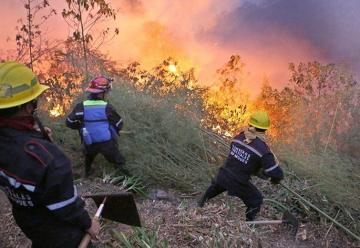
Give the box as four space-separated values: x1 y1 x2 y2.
49 104 64 117
168 64 177 74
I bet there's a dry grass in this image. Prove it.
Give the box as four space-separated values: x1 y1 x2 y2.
41 76 360 242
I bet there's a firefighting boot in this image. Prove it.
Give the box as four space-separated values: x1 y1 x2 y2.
245 206 260 221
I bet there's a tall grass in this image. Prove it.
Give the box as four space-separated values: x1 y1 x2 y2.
276 145 360 210
274 144 360 234
113 228 169 248
43 76 359 236
45 79 225 191
107 80 224 192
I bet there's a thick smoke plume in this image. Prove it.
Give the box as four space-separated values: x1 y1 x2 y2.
106 0 359 94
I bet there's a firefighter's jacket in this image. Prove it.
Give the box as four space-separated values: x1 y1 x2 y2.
0 127 91 239
217 131 284 190
66 99 123 144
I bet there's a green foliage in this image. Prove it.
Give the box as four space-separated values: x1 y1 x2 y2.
276 145 360 211
101 171 147 196
108 80 223 192
42 57 360 238
45 75 223 191
113 228 169 248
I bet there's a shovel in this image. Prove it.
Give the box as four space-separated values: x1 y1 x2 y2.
246 211 299 236
78 192 141 248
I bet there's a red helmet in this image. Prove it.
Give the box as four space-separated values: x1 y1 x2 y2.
85 76 113 93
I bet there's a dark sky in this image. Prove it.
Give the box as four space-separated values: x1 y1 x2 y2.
207 0 360 70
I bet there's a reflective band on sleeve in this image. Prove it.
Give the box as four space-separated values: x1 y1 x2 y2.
265 164 279 173
23 184 36 192
46 187 78 211
232 139 263 157
116 119 123 127
66 117 79 123
75 112 84 116
0 170 35 192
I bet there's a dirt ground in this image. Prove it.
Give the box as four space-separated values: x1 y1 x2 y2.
0 181 359 248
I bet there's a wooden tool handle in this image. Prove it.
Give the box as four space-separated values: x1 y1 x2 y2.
78 233 92 248
246 220 283 225
78 198 107 248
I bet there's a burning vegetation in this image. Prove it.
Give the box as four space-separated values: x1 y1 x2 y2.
38 48 360 162
1 0 360 245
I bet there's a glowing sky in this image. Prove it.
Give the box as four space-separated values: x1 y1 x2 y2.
1 0 359 94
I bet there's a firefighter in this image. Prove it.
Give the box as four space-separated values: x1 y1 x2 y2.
0 61 99 247
198 111 284 221
66 76 127 177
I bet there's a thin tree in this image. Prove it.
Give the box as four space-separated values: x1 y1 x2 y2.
62 0 118 80
15 0 56 70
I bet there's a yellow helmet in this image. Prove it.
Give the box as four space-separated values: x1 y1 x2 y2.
0 61 48 109
249 111 270 130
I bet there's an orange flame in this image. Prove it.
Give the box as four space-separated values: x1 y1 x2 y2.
49 104 64 118
168 64 177 74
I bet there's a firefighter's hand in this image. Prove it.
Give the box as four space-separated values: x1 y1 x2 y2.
87 218 100 240
34 126 53 139
44 127 53 138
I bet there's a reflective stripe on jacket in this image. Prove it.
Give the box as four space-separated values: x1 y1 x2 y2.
0 127 91 237
217 131 284 188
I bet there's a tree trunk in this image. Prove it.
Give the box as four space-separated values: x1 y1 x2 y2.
77 0 89 83
27 0 34 71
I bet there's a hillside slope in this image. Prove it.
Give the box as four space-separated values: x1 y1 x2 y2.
0 180 356 247
1 79 359 247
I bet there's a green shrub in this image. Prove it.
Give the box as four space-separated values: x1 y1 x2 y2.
108 80 224 192
113 228 169 248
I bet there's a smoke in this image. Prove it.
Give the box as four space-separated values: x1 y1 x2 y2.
105 0 240 82
208 0 360 80
105 0 360 95
2 0 358 95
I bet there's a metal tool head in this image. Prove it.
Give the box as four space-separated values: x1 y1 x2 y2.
282 211 299 236
84 192 141 227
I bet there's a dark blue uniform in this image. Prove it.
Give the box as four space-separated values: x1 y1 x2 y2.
0 128 91 247
66 96 126 176
200 131 284 220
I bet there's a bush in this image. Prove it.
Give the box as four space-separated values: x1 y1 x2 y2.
108 80 224 192
44 78 225 192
